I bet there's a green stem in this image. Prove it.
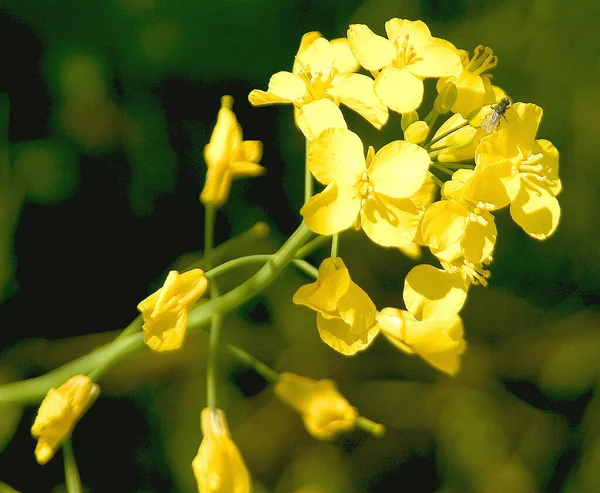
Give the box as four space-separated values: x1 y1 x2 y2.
205 203 221 409
430 161 454 177
427 171 444 189
226 344 280 384
427 121 469 149
356 415 386 437
0 224 314 405
304 139 313 203
63 438 83 493
294 234 328 259
0 333 144 404
331 233 339 258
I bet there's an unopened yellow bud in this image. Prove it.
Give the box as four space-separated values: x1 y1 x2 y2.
401 111 419 132
275 372 360 440
404 121 430 145
31 375 99 465
137 269 208 352
451 125 478 149
434 81 458 114
192 408 251 493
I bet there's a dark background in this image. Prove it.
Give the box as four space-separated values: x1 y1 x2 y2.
0 0 598 492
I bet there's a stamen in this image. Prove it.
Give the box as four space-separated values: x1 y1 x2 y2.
466 45 497 75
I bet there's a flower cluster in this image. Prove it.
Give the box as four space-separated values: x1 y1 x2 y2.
251 18 561 375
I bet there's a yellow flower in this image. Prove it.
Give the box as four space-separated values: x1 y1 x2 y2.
137 269 208 352
347 18 461 113
201 95 264 207
300 128 430 247
293 257 378 355
475 103 561 239
275 372 359 440
429 113 482 163
31 375 99 465
248 32 388 140
376 307 466 375
403 264 469 321
192 408 251 493
436 45 498 117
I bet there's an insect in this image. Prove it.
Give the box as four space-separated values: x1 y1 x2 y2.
480 97 511 133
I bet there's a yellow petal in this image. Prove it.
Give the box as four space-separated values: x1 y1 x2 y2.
307 128 365 185
317 313 379 355
333 73 389 129
368 140 429 198
201 168 232 206
336 279 377 336
462 213 497 264
301 181 361 235
248 71 307 106
510 181 560 239
463 158 520 209
347 24 395 71
293 32 323 74
295 99 347 141
296 38 335 79
361 195 419 247
375 67 424 113
384 19 432 47
293 257 350 313
506 102 543 154
421 200 468 260
331 37 360 74
229 160 265 179
404 264 468 320
193 408 251 493
239 140 263 164
533 139 561 195
409 45 462 78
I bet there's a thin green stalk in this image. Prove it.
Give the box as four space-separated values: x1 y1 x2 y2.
204 203 221 409
427 171 444 189
0 332 144 404
226 344 280 384
356 416 386 437
63 438 83 493
430 161 454 177
188 222 314 330
331 233 339 258
304 139 313 202
294 234 328 259
426 121 469 149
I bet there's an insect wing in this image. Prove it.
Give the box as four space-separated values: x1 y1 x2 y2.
480 109 501 133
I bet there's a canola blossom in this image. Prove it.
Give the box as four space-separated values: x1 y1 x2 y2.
0 15 562 492
31 375 100 465
137 269 208 352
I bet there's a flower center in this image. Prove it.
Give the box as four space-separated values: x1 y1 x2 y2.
465 45 497 76
296 59 337 102
393 34 421 68
355 171 374 207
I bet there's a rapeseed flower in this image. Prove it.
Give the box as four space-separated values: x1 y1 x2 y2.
475 103 561 238
192 408 251 493
376 307 466 375
275 372 359 440
201 95 264 207
249 32 387 140
437 45 498 117
31 375 99 465
301 128 429 247
137 269 208 351
347 18 461 113
293 257 378 355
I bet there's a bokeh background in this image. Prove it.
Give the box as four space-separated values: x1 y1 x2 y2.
0 0 598 491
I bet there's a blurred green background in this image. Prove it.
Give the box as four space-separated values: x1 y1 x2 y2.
0 0 598 491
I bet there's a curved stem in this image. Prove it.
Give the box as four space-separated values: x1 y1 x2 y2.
63 438 83 493
331 233 339 258
226 344 280 384
427 121 469 149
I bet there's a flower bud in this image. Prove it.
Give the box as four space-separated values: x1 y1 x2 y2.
192 408 251 493
31 375 100 465
275 372 358 440
404 121 430 145
434 81 458 114
401 110 419 132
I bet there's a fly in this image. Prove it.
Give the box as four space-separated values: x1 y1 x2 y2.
480 97 511 133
